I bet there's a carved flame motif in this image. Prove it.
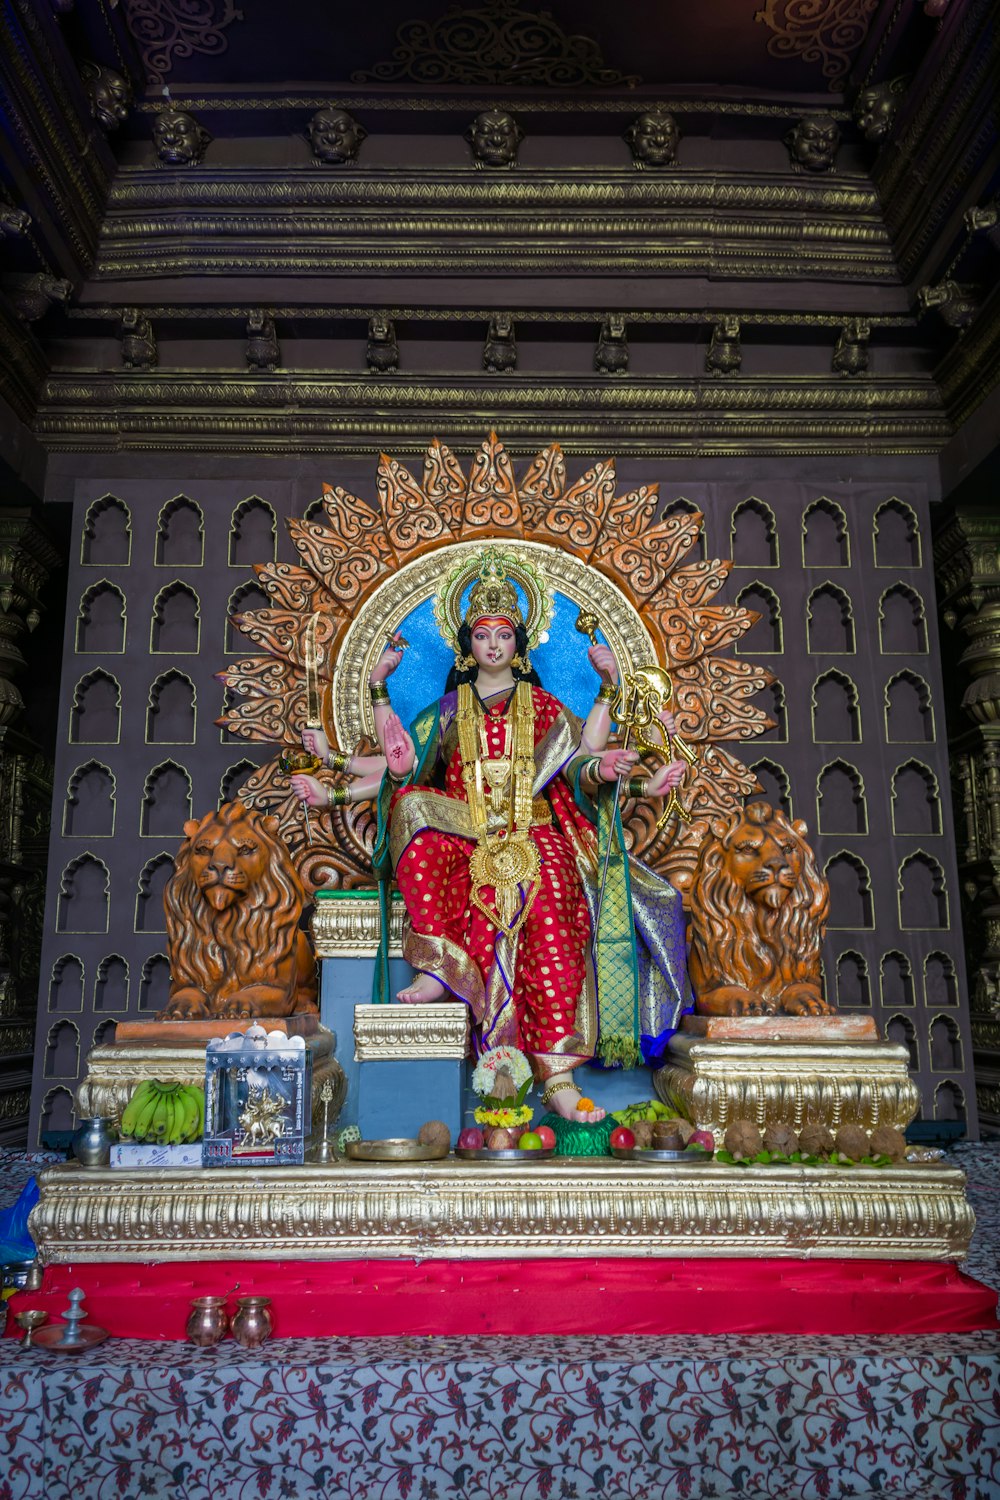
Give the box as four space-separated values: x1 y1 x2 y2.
219 433 774 897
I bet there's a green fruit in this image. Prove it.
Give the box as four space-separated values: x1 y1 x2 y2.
517 1131 543 1150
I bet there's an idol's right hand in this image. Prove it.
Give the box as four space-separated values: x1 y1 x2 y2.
369 631 405 686
301 726 330 762
290 773 326 808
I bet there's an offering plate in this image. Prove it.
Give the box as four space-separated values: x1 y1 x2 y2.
32 1322 109 1353
344 1138 449 1163
610 1146 715 1164
454 1147 556 1162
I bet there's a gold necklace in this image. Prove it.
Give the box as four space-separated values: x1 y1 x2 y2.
456 682 541 933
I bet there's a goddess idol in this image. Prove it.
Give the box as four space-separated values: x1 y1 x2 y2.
292 547 692 1123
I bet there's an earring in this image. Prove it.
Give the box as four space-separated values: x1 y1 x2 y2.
511 653 525 671
461 652 476 670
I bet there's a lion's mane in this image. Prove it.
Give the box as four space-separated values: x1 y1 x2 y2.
165 801 306 997
688 801 830 998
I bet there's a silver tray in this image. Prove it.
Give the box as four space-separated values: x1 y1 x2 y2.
344 1137 449 1162
454 1147 556 1162
32 1322 109 1352
610 1146 715 1163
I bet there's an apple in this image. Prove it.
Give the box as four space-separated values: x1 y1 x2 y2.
609 1125 636 1150
518 1131 543 1150
457 1127 484 1150
687 1129 715 1153
535 1125 556 1149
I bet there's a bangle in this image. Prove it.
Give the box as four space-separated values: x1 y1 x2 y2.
327 748 351 774
627 773 649 799
595 680 617 703
584 756 603 788
369 681 390 705
327 785 350 808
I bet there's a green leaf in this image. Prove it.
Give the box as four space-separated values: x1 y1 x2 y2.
715 1148 737 1165
514 1076 532 1108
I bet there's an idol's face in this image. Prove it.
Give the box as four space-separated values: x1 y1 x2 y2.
855 88 894 141
470 619 517 670
468 111 521 166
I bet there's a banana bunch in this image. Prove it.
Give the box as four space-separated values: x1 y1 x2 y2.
613 1098 677 1126
120 1080 205 1144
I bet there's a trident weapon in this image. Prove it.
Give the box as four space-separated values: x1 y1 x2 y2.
574 611 699 942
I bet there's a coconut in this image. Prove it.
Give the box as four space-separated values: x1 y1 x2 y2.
834 1123 871 1161
723 1119 763 1159
418 1120 451 1149
673 1117 696 1144
798 1123 836 1157
869 1124 907 1161
763 1122 799 1156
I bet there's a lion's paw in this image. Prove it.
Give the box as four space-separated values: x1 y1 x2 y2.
215 998 254 1021
157 989 210 1020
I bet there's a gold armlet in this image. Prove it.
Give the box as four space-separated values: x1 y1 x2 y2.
327 749 351 774
327 785 350 808
369 681 391 706
627 774 649 799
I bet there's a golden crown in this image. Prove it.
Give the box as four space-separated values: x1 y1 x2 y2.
434 545 552 653
464 554 524 630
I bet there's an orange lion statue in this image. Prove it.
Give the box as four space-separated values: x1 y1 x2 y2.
687 800 833 1017
159 801 318 1020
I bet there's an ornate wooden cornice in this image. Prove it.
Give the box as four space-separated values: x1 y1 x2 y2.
874 0 1000 287
936 279 1000 431
0 0 113 279
94 167 895 283
33 370 949 456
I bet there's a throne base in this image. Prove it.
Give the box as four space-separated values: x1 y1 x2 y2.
29 1154 973 1263
654 1015 920 1136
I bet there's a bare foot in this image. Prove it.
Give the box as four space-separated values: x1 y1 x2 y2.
546 1085 605 1124
396 973 447 1004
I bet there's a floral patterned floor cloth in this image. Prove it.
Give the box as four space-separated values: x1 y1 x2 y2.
1 1331 997 1500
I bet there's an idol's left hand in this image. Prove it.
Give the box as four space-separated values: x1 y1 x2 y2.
658 706 678 737
588 643 618 684
644 759 686 798
597 747 639 782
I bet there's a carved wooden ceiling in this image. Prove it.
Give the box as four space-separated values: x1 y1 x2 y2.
94 0 895 95
0 0 997 462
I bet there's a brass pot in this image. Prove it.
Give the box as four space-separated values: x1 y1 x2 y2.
231 1295 272 1349
185 1295 229 1347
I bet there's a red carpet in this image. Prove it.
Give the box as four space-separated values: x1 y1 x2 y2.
8 1258 997 1339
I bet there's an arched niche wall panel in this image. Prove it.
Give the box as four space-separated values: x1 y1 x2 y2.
746 757 792 821
816 759 867 835
735 581 782 653
140 761 193 838
30 471 978 1141
879 584 928 655
70 670 121 744
811 670 862 744
873 499 921 568
135 855 174 933
94 954 129 1011
824 851 874 930
225 581 270 652
39 1086 74 1142
802 498 850 568
56 854 110 933
138 954 170 1012
836 950 870 1008
81 495 131 566
150 581 201 654
48 955 84 1013
891 760 941 837
230 497 277 566
155 495 204 567
62 761 116 838
806 583 855 655
730 498 778 569
75 581 126 654
44 1018 80 1079
884 670 934 743
146 670 196 744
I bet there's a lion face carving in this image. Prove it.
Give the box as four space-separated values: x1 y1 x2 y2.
687 801 833 1017
160 801 318 1022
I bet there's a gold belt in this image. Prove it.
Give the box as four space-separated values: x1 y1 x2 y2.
485 796 551 833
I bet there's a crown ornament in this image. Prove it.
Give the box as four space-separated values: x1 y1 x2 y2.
434 545 553 657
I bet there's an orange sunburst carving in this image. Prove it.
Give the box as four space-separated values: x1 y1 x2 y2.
218 433 775 898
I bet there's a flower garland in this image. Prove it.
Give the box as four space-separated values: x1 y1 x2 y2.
471 1045 532 1099
474 1104 533 1128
